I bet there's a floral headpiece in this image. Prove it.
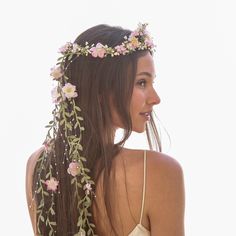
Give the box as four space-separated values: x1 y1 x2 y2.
57 23 155 59
32 23 155 236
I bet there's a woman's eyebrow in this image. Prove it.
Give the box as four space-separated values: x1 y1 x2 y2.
136 72 156 78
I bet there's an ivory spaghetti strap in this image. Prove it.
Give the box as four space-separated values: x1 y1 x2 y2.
128 150 150 236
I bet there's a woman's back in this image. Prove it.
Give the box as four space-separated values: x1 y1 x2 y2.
26 147 184 235
92 148 185 235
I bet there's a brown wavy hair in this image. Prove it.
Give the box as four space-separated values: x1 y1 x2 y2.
33 24 162 235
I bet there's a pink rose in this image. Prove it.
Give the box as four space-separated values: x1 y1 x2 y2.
45 177 59 192
115 45 128 55
129 30 139 37
67 162 81 177
90 43 106 58
145 38 154 48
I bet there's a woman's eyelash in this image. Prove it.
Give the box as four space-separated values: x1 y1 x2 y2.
137 79 146 87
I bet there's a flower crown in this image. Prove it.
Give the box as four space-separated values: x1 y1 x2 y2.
32 23 155 236
57 23 155 59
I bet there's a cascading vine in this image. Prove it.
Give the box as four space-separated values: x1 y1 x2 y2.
32 23 155 236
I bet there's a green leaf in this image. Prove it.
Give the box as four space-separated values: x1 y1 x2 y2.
38 202 44 209
75 106 81 111
73 138 80 142
40 215 45 222
50 221 56 226
80 157 87 162
88 228 92 235
60 119 65 125
83 168 90 173
50 208 55 215
49 229 54 236
64 75 70 80
46 172 50 178
66 122 72 130
39 199 44 207
85 195 91 204
74 122 79 129
68 54 73 60
71 178 76 184
65 112 71 117
77 218 82 227
77 143 83 151
36 187 42 193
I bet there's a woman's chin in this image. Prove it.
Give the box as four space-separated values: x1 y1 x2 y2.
132 126 146 133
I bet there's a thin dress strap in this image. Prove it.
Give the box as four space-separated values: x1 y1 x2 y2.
139 150 147 224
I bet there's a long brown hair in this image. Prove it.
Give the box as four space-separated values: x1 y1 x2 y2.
33 24 162 235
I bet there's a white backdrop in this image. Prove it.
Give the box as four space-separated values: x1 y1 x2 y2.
0 0 235 235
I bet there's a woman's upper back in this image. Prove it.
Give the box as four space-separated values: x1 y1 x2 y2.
26 147 185 236
92 148 185 236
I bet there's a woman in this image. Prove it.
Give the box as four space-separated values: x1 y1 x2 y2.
26 23 185 236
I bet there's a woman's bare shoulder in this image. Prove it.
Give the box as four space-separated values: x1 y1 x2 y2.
26 148 45 222
26 146 45 204
26 147 45 235
26 146 45 171
121 148 183 172
146 150 185 235
145 150 184 199
26 146 45 201
146 150 184 176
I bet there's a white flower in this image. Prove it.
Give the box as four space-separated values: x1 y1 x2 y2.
51 86 65 103
50 66 63 80
62 83 78 99
72 43 79 53
58 42 73 53
84 183 92 195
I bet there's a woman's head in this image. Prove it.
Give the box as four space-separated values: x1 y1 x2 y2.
112 52 161 133
65 24 160 140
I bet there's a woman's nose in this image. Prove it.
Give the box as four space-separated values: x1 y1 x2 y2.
147 88 161 105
